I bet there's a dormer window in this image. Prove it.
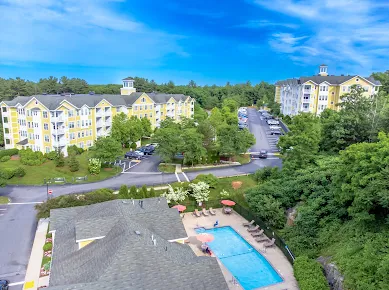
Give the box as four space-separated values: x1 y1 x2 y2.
141 97 145 103
123 80 134 88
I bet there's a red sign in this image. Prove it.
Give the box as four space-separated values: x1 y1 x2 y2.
48 190 53 195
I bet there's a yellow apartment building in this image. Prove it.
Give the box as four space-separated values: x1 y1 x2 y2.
275 65 382 116
0 78 195 156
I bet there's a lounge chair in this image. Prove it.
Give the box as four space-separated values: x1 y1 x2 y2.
251 229 264 237
247 225 259 232
202 208 209 216
194 209 201 217
209 208 216 215
243 220 254 227
255 236 270 243
264 238 276 248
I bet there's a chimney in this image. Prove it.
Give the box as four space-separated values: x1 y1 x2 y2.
319 64 328 76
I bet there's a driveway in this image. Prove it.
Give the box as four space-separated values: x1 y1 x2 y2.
0 107 282 288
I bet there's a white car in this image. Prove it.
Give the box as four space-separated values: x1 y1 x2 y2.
269 125 281 130
134 150 144 156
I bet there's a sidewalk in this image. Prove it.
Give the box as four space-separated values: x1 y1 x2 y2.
23 218 49 290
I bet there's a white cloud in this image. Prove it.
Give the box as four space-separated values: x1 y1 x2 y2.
0 0 188 67
252 0 389 71
237 20 298 29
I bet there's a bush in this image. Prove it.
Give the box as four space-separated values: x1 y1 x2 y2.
140 185 148 198
0 156 10 162
130 142 137 150
35 188 114 218
149 188 156 197
43 242 52 251
68 154 80 172
193 174 219 188
19 148 46 166
14 167 26 177
293 256 330 290
0 148 18 158
67 145 84 156
129 186 138 198
119 185 129 198
42 256 51 267
88 158 101 174
0 178 6 187
44 151 57 160
0 169 15 180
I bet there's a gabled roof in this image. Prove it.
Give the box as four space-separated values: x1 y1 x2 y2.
276 75 382 86
2 92 191 109
48 198 227 290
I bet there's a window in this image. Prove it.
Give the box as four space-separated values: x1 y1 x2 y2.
78 132 81 138
3 117 8 123
77 110 80 116
86 130 89 137
82 120 85 127
33 111 38 116
35 134 40 140
134 106 138 111
347 86 351 92
150 112 152 117
304 85 311 90
141 97 145 103
342 86 347 92
331 101 334 104
161 112 164 116
77 121 80 128
44 123 49 130
70 133 75 140
356 78 359 82
36 146 40 151
87 140 91 147
69 122 74 129
139 105 143 111
68 110 74 117
82 131 84 137
139 114 143 118
4 128 9 134
363 86 369 92
34 123 39 128
144 114 148 118
89 130 92 136
303 95 310 100
89 119 92 126
44 135 49 142
43 111 48 118
150 105 153 110
79 142 84 149
28 122 31 128
46 147 50 153
2 107 6 112
6 139 10 144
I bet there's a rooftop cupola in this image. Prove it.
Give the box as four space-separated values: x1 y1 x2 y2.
319 64 328 77
121 77 136 95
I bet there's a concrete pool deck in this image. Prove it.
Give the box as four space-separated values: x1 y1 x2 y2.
182 208 299 290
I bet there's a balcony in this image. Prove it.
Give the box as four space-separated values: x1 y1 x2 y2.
104 109 112 116
52 128 65 135
3 122 9 128
53 139 67 147
95 111 103 118
51 116 64 123
96 122 103 128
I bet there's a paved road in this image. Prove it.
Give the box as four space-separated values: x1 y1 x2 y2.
0 107 281 288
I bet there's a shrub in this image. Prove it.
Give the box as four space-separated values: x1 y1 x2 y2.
0 178 6 187
130 142 137 150
35 188 114 218
88 158 101 174
55 149 65 167
42 256 51 267
189 182 210 203
44 151 57 160
119 185 129 198
220 189 230 198
43 242 52 251
162 186 188 204
140 185 148 198
129 186 138 198
293 256 330 290
0 156 10 162
14 167 26 177
67 145 84 156
68 154 80 172
193 174 219 188
0 148 18 158
46 233 52 238
19 148 46 166
0 169 15 180
149 188 156 197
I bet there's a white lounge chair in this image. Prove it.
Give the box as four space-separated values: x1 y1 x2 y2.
209 208 216 215
194 209 201 217
247 225 260 232
243 220 254 227
264 238 276 248
251 229 264 237
202 208 209 216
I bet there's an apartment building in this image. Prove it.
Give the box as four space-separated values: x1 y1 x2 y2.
275 65 382 116
0 78 195 156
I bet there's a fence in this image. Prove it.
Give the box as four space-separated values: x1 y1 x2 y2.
233 203 295 264
279 119 290 133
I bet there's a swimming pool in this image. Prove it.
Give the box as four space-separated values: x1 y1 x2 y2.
196 226 283 290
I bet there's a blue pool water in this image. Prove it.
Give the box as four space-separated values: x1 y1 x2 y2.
196 226 283 290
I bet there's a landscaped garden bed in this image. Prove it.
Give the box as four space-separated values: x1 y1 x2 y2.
40 233 53 277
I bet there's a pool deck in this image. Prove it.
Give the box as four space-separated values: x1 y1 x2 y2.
182 208 299 290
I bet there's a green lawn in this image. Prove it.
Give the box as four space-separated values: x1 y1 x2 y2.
2 154 120 185
232 154 251 165
158 164 176 173
0 196 9 204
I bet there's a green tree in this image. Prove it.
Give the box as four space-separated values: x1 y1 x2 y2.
278 113 321 170
129 186 138 198
371 71 389 94
140 117 152 137
91 137 122 162
222 98 238 112
68 153 80 172
119 185 129 198
128 116 144 143
140 185 148 198
38 76 59 94
193 103 208 122
55 148 65 167
0 123 3 146
197 120 216 151
218 125 255 158
152 127 183 162
149 188 156 197
209 107 224 130
111 113 131 146
182 128 207 166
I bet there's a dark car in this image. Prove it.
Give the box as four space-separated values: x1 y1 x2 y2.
258 150 268 158
238 123 247 130
0 280 9 290
270 130 282 135
124 151 143 160
138 145 155 155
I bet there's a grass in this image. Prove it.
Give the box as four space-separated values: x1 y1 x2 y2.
2 153 120 185
232 154 251 165
158 164 176 173
0 196 9 204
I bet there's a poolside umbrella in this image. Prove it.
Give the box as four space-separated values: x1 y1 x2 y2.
172 205 187 212
221 200 236 206
196 233 214 243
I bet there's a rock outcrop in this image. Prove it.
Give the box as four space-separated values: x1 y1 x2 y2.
317 256 344 290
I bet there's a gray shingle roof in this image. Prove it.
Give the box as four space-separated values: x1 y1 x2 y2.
3 92 191 109
48 198 228 290
276 75 381 86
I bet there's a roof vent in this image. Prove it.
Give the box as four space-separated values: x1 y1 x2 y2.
89 91 95 95
135 231 141 235
153 239 157 246
138 200 144 208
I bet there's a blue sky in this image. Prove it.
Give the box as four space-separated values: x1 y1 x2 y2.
0 0 388 85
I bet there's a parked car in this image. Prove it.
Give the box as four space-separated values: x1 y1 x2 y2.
238 123 247 130
124 151 143 160
138 145 155 155
269 125 281 131
267 119 279 125
251 150 268 159
270 130 282 135
0 280 9 290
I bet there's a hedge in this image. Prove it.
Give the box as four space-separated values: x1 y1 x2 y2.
0 167 25 179
20 148 46 166
43 242 52 251
0 148 18 158
35 188 115 218
293 256 330 290
0 156 10 162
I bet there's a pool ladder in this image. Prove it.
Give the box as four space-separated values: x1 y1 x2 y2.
230 276 239 286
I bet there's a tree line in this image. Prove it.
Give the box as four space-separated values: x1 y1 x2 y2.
245 81 389 290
